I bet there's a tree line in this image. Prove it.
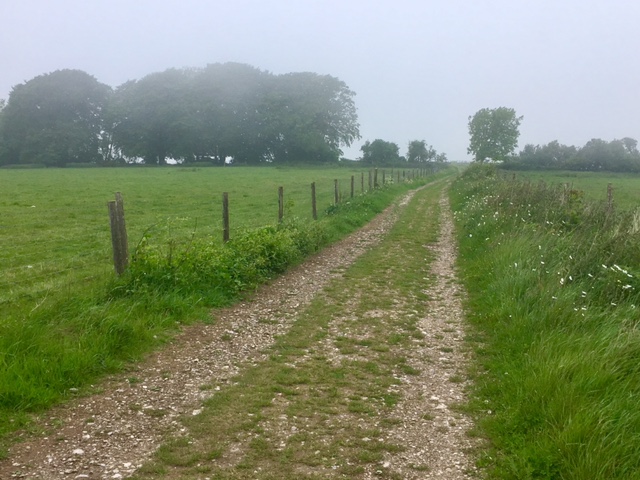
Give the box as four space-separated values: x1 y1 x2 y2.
0 64 361 166
467 107 639 172
359 139 447 165
506 138 640 172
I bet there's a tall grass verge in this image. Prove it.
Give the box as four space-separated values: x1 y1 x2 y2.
0 169 451 455
452 164 640 479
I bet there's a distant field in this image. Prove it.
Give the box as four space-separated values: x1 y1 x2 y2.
514 170 640 209
0 165 400 308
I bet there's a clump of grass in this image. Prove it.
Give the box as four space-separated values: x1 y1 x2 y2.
452 164 640 479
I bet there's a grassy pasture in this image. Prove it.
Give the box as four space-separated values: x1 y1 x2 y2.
1 165 387 309
514 170 640 209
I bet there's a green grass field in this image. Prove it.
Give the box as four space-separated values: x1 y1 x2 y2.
514 170 640 209
0 164 443 453
1 165 406 307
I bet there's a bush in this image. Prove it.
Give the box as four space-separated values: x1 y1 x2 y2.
117 219 328 304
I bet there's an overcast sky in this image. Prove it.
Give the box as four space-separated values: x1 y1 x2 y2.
2 0 639 161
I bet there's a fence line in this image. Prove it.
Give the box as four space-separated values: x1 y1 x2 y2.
2 167 439 304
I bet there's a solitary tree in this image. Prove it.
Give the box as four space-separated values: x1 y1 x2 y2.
468 107 523 162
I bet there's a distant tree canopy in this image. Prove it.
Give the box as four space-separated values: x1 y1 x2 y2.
0 63 360 166
505 137 640 172
359 138 447 166
360 139 400 165
406 140 447 163
468 107 523 162
0 70 112 166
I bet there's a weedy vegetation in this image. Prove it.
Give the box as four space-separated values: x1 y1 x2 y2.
452 164 640 479
0 165 449 455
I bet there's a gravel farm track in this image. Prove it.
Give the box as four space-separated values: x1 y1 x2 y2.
1 179 479 479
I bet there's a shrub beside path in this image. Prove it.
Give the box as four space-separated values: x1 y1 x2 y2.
1 180 478 479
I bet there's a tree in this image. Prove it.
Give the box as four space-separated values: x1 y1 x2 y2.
263 72 360 163
407 140 437 163
108 68 196 165
515 140 577 169
360 139 400 165
0 70 111 166
107 64 360 165
468 107 523 162
186 62 269 165
571 138 640 172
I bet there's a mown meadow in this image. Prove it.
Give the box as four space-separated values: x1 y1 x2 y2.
0 164 446 454
452 165 640 479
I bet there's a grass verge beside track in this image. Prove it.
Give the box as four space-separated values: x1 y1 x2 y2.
452 164 640 479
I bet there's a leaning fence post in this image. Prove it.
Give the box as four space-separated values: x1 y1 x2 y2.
222 192 230 243
108 192 129 275
278 186 284 223
311 182 317 220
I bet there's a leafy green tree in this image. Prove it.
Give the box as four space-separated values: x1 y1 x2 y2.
0 99 7 165
468 107 523 162
0 70 111 166
516 140 577 169
571 138 640 172
107 63 360 165
108 68 196 165
407 140 437 163
186 62 270 165
263 72 360 163
360 139 400 165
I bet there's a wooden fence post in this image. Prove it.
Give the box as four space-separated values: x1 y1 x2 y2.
222 192 230 243
334 179 339 205
278 186 284 223
607 183 614 212
350 175 355 198
382 170 386 186
361 172 364 193
368 170 372 191
397 170 400 183
108 192 129 275
311 182 317 220
374 168 378 188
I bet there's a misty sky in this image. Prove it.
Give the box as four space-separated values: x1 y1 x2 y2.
2 0 639 161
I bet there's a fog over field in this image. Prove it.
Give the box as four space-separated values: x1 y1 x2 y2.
2 0 639 161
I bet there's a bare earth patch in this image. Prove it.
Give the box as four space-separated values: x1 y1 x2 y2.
0 183 478 479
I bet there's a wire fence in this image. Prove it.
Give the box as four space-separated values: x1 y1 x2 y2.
1 167 434 309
